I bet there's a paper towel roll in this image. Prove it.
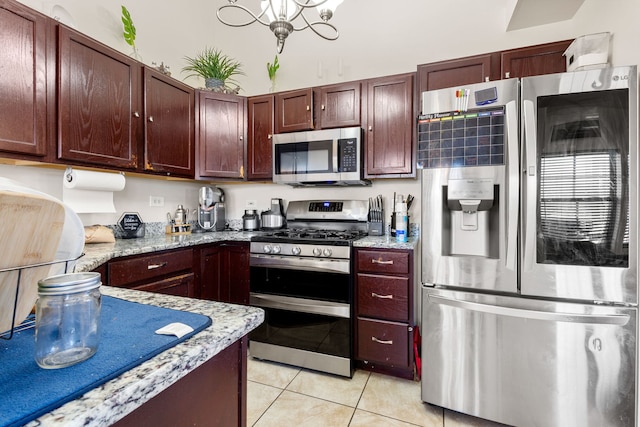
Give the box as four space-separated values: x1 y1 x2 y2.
62 168 125 213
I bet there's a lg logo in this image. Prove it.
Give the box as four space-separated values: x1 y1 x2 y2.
612 75 629 81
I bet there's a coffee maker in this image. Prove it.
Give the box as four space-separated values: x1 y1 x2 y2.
195 186 225 232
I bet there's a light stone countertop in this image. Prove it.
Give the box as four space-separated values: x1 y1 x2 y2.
25 286 264 427
27 229 413 426
74 229 419 273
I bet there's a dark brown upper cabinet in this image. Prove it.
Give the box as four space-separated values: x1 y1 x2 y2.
417 40 572 96
363 73 415 178
57 25 141 170
417 53 501 93
247 94 274 181
315 82 361 129
196 91 247 180
500 40 572 79
143 67 195 178
275 88 314 133
0 0 50 159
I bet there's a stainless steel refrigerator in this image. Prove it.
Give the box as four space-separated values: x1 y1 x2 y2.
419 66 638 427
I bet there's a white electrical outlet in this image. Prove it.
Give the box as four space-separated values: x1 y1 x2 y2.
246 200 257 208
149 196 165 207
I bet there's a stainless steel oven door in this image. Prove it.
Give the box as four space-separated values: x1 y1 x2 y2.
249 253 354 377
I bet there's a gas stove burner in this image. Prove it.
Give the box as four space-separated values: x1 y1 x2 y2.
263 228 367 242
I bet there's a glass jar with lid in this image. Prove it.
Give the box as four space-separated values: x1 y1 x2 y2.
35 272 102 369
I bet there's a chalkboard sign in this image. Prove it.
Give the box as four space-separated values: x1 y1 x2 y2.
118 212 145 239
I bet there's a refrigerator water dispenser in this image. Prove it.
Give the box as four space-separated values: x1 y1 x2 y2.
446 178 495 257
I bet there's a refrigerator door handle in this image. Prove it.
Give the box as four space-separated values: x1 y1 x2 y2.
428 294 631 326
505 100 519 272
522 99 537 272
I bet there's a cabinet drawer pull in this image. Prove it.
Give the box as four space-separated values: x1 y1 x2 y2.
147 262 167 270
371 336 393 345
372 258 393 265
372 292 393 299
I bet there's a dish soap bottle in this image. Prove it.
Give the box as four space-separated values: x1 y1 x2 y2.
395 200 408 243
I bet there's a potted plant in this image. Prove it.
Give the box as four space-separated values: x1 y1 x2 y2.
121 5 140 60
182 47 244 92
267 55 279 93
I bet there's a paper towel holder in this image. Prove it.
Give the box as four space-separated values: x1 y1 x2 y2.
65 167 125 184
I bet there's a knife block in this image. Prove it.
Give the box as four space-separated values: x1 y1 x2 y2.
368 210 384 236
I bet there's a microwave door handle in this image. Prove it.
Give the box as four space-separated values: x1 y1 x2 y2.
333 139 339 172
522 99 537 273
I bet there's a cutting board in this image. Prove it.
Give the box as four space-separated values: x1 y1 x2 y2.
0 191 66 334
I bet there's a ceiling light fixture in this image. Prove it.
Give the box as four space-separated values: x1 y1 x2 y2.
217 0 343 54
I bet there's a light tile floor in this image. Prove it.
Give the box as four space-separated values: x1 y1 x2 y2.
247 355 511 427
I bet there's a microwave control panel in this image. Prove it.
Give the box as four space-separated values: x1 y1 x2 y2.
337 138 358 172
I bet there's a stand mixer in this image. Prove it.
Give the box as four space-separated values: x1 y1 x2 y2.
194 186 225 232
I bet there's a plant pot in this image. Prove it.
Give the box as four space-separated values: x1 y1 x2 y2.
205 78 224 91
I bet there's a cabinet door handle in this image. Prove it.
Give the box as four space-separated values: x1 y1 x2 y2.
371 337 393 345
321 104 325 110
372 292 394 299
268 134 272 140
505 71 510 79
240 165 245 178
372 258 393 265
147 262 167 270
368 125 373 131
240 135 243 141
148 116 154 122
306 105 310 111
133 111 140 118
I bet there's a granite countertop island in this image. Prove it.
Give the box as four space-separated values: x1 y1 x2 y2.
24 284 264 427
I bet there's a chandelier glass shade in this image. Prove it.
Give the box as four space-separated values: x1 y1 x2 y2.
217 0 343 53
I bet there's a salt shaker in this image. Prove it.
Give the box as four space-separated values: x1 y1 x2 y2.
35 272 102 369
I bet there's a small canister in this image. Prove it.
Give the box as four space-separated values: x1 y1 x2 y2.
35 272 102 369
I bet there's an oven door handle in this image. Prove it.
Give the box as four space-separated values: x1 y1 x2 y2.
250 254 350 274
250 292 351 319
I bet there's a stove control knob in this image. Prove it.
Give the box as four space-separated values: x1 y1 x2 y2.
272 245 281 254
291 246 301 256
312 247 322 257
263 244 272 254
323 248 332 257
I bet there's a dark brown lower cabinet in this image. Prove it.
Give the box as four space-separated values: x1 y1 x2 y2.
355 248 415 380
106 248 196 298
199 242 250 305
112 336 248 427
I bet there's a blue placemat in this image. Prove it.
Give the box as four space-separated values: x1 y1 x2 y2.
0 295 212 427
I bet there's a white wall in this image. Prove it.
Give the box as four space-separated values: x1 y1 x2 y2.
8 0 640 227
17 0 640 95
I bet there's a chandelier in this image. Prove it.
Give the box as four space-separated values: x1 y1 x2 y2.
217 0 343 54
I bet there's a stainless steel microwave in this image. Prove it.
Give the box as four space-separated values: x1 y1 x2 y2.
272 127 370 186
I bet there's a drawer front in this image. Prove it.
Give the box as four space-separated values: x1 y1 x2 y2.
357 318 410 367
132 272 195 297
356 249 409 275
357 273 409 322
109 248 193 286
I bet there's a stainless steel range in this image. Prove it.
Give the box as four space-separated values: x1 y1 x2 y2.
249 200 368 377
